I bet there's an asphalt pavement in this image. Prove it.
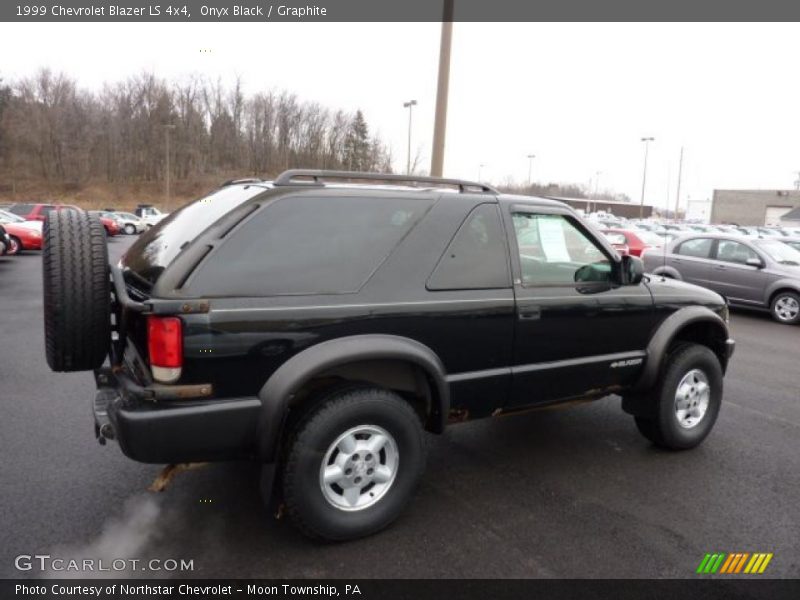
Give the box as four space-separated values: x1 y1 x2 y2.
1 236 798 579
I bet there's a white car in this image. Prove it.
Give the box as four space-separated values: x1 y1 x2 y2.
134 205 169 228
110 212 148 235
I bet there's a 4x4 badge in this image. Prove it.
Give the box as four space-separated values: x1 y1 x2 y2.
610 358 643 368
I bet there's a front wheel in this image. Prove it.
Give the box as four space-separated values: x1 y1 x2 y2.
124 223 136 235
633 343 723 450
770 291 800 325
7 236 21 255
281 386 426 541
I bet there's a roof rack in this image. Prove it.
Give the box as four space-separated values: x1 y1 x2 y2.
273 169 499 194
221 177 264 186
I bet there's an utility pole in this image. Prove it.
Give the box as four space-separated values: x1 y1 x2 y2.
403 100 417 175
430 0 454 177
639 136 655 219
674 146 684 220
164 123 176 211
527 154 536 188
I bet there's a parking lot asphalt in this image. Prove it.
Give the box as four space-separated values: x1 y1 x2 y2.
1 236 798 579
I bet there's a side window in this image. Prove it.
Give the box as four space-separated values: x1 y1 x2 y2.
715 240 758 264
7 204 33 216
512 213 612 286
191 196 432 296
427 204 510 290
676 238 713 258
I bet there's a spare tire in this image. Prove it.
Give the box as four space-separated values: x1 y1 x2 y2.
43 209 111 372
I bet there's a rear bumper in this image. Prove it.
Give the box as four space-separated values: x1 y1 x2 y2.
93 368 260 464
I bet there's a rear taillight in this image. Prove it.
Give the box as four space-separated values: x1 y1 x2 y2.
147 316 183 383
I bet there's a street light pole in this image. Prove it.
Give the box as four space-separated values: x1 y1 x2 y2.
403 100 417 175
430 0 454 177
639 137 655 219
527 154 535 188
674 146 684 219
164 123 176 211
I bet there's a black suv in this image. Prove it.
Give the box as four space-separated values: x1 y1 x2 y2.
42 170 735 541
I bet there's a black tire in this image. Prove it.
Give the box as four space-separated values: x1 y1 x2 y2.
633 343 723 450
124 223 136 235
770 291 800 325
282 387 426 541
42 209 111 372
8 235 21 255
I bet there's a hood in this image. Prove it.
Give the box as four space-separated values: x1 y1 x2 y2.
644 273 726 312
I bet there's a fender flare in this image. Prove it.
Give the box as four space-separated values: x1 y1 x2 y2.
633 305 729 393
256 334 449 462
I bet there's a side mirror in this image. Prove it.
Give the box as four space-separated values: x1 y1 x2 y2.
745 257 763 268
621 254 644 285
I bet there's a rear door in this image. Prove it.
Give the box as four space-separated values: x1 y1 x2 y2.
671 237 714 286
504 204 654 408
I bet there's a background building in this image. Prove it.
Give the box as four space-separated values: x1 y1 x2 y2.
550 197 653 219
711 189 800 225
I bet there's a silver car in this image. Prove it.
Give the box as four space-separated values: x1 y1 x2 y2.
642 234 800 324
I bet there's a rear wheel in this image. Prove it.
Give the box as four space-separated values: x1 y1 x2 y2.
124 223 136 235
282 386 426 541
633 343 723 450
770 291 800 325
42 209 111 372
7 236 21 255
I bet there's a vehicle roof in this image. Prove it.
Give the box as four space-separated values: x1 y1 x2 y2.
224 180 571 209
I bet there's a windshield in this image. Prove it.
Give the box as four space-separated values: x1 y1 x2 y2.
0 209 25 223
122 185 267 286
116 212 138 220
756 239 800 265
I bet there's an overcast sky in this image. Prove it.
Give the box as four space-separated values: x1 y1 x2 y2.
3 22 800 210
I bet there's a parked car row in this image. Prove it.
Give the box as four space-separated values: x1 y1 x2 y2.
0 203 168 250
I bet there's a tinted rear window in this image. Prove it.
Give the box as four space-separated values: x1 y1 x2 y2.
427 204 510 290
190 195 432 296
122 185 266 285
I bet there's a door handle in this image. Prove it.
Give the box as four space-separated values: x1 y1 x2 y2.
518 308 541 321
713 265 727 271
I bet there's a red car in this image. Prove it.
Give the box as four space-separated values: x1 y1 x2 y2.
0 209 43 254
3 222 43 253
600 228 665 257
5 202 119 236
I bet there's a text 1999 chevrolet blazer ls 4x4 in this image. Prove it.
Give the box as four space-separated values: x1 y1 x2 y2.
42 170 734 540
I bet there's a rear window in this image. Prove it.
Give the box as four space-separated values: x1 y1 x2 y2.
122 185 265 285
190 195 432 296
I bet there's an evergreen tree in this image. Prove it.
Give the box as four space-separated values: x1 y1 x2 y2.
343 110 370 171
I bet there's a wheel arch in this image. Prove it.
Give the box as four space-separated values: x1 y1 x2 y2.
766 283 800 307
634 306 731 393
256 334 449 462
